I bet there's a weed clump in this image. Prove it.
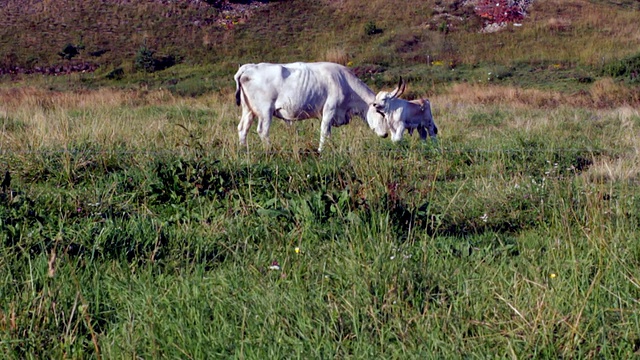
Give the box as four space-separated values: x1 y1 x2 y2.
364 21 383 36
105 67 124 80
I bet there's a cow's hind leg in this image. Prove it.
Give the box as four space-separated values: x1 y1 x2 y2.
256 110 273 148
238 108 254 146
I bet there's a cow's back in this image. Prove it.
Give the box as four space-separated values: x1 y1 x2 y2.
235 61 376 122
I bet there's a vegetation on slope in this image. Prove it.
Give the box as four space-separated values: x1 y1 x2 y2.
1 0 639 93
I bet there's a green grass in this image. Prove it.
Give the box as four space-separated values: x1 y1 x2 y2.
2 0 640 357
1 86 640 358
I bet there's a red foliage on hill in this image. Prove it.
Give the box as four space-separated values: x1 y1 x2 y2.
473 0 533 24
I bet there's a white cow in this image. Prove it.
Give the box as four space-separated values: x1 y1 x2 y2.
234 62 388 152
371 77 438 142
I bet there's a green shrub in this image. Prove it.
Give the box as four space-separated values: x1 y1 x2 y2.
135 45 157 73
134 46 178 73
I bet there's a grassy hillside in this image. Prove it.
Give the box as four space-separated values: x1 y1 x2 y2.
1 0 639 94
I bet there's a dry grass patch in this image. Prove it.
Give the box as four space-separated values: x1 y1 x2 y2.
582 106 640 183
546 17 572 33
584 154 640 183
0 87 218 151
437 82 640 110
323 47 350 66
589 78 640 108
440 83 566 108
0 87 176 111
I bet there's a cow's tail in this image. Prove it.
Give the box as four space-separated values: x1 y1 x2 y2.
233 67 257 117
234 81 242 107
234 69 243 107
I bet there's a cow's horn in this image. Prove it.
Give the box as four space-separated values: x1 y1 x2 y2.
391 77 405 98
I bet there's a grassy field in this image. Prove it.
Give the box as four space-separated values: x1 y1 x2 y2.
1 80 639 358
1 0 640 358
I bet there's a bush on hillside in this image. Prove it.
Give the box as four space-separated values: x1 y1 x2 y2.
135 46 157 73
603 52 640 83
58 43 81 60
134 46 178 73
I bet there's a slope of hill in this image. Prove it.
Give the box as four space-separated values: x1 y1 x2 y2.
0 0 639 93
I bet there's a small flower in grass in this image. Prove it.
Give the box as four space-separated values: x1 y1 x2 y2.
480 213 488 223
268 261 280 270
294 247 300 254
549 273 557 279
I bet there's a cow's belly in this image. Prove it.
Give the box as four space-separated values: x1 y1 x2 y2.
273 105 320 121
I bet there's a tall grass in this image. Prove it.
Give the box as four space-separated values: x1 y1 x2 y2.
1 80 640 358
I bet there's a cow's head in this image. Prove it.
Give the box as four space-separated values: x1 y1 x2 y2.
367 77 406 137
371 77 406 114
365 105 388 138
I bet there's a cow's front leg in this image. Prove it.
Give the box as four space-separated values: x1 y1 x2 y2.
417 126 428 140
391 123 405 142
429 123 438 139
318 119 332 152
319 114 339 153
